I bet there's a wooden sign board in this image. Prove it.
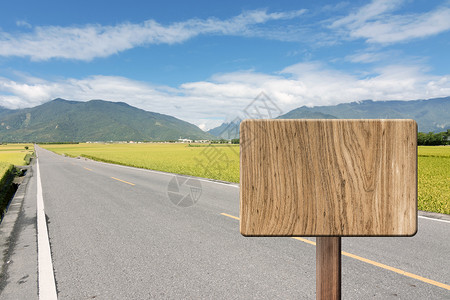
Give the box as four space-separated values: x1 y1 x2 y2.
240 119 417 237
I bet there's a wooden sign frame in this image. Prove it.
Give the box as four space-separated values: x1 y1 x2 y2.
240 119 417 299
240 119 417 237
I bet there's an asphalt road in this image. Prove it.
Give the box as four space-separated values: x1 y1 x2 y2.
1 145 449 299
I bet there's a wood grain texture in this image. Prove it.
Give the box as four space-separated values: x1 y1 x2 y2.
240 119 417 236
316 237 341 300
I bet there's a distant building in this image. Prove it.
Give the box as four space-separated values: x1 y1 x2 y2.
178 138 193 143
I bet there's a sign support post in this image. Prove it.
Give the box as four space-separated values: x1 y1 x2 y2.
316 237 341 300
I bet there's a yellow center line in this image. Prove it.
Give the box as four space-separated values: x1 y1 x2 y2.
291 236 317 246
341 251 450 291
220 212 450 291
83 167 93 171
220 213 240 220
111 177 135 186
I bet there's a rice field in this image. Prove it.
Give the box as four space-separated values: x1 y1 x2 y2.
0 161 13 183
42 143 449 214
43 143 240 183
418 145 450 158
418 146 449 214
0 144 35 165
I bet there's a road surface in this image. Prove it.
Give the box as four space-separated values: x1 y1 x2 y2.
1 145 449 299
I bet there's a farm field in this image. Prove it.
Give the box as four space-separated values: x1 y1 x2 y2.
0 144 35 165
417 145 450 157
41 143 449 214
42 143 240 183
0 161 13 183
417 146 449 214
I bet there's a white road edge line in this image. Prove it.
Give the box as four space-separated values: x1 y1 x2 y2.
37 159 58 299
418 215 450 224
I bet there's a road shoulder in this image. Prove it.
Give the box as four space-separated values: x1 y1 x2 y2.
419 210 450 222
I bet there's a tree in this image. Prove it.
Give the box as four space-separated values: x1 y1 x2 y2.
417 130 449 145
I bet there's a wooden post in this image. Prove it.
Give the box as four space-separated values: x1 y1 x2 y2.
316 237 341 300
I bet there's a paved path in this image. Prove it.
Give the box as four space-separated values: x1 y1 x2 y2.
1 145 449 299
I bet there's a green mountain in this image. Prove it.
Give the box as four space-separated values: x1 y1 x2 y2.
208 97 449 137
279 110 338 120
0 98 212 142
278 97 449 133
0 107 13 118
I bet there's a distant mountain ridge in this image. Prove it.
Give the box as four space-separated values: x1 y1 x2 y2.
280 97 449 133
0 106 13 118
208 97 450 137
207 120 241 139
0 98 213 142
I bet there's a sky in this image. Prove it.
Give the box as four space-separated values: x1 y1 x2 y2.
0 0 449 130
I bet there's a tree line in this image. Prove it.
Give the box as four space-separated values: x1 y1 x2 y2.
418 130 450 145
228 130 450 146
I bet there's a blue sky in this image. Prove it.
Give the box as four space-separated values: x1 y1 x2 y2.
0 0 449 130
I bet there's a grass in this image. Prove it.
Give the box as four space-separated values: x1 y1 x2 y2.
0 144 35 165
0 144 34 221
0 161 15 221
42 143 450 215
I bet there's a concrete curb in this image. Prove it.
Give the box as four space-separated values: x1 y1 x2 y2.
0 162 33 273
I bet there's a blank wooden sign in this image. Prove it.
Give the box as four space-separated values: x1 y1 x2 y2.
240 119 417 237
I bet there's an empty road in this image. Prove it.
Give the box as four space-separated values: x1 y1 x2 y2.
1 145 449 299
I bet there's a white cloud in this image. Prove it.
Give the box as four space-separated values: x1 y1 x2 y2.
345 51 386 63
331 0 450 44
1 62 449 130
0 9 306 61
16 20 32 28
331 0 403 28
344 49 405 63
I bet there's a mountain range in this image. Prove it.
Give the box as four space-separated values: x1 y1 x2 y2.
208 97 450 138
0 99 212 142
0 97 448 143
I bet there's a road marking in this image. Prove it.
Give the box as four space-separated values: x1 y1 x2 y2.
36 159 58 300
84 167 93 171
341 251 450 291
220 212 240 220
220 213 450 291
418 215 450 224
111 177 135 186
292 237 317 246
